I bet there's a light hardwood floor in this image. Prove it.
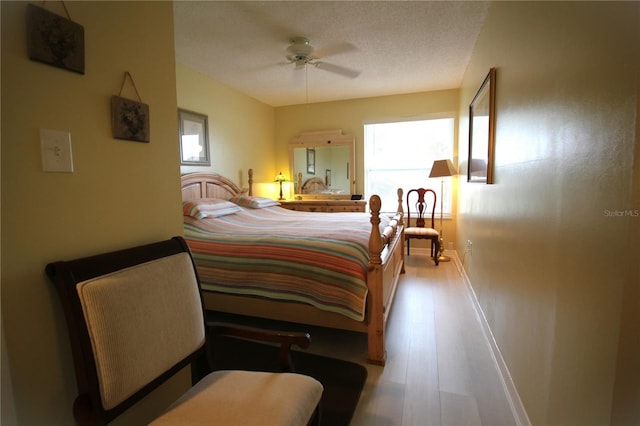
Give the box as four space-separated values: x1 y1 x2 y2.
214 253 518 425
305 253 516 426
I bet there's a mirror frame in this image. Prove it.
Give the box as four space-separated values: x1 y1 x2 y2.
289 130 355 199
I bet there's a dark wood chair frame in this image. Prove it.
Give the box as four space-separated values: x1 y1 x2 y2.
46 236 321 426
405 188 440 266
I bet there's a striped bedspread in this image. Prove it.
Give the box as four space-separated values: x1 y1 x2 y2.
184 206 389 321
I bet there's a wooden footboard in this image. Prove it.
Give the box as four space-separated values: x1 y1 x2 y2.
365 193 405 365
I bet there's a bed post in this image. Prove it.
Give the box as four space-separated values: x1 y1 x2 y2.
247 168 253 196
397 188 404 227
367 195 386 365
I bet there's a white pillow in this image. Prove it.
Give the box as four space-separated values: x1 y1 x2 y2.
229 195 280 209
182 199 241 219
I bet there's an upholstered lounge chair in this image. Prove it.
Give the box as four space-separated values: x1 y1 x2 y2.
46 236 323 425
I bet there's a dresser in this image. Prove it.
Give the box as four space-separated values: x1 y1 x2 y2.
279 199 367 213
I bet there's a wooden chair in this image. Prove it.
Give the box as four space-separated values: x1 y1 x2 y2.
45 236 323 426
405 188 440 265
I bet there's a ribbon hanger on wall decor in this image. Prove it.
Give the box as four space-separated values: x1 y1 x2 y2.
40 0 72 20
118 71 144 103
110 71 150 143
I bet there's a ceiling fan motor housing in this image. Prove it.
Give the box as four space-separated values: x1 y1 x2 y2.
286 37 314 62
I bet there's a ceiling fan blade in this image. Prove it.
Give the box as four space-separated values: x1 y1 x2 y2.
314 62 360 79
313 42 357 59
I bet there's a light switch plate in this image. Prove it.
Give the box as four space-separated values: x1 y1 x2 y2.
40 128 74 173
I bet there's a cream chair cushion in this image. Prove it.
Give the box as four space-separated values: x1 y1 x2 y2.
405 227 439 237
150 370 323 426
76 253 205 410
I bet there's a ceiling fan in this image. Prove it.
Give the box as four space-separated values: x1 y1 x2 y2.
285 37 360 79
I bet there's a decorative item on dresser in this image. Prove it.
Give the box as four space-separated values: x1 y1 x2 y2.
180 171 406 365
274 171 288 201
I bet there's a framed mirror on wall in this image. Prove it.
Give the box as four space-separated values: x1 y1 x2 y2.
178 109 210 166
468 68 496 183
289 130 355 199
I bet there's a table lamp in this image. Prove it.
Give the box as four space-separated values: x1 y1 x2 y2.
274 172 288 200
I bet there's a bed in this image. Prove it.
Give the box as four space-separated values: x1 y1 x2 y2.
181 170 405 365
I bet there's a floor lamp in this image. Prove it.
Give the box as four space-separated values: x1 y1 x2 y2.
428 159 457 262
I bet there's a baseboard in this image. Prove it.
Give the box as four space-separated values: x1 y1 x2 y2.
451 252 532 426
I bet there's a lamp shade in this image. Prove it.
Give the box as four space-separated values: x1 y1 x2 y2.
274 172 287 182
429 159 457 178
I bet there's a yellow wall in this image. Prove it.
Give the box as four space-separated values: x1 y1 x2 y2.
4 2 637 425
275 90 460 248
611 72 640 424
176 63 277 191
456 2 639 424
1 2 186 424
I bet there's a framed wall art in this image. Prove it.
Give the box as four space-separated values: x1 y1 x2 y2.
26 3 85 74
111 72 150 142
307 148 315 174
468 68 496 183
178 109 210 166
111 96 150 142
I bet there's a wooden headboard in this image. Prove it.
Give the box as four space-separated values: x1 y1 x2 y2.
301 177 327 194
181 169 253 201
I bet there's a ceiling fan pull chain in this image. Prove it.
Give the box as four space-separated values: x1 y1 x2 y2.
305 64 309 104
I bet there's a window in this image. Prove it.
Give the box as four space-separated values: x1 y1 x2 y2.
364 117 454 215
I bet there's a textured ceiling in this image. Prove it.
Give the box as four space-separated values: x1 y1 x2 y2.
174 1 490 107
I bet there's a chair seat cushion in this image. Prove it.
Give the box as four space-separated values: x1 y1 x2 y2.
150 370 323 426
405 227 439 237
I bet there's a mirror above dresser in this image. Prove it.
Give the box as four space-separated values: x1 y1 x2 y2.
289 130 356 200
